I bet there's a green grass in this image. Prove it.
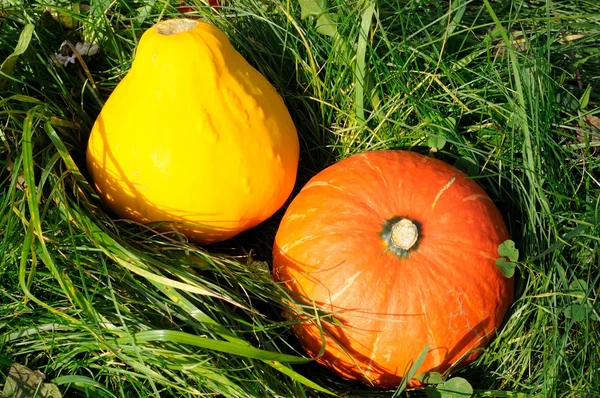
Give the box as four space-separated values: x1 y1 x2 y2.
1 0 599 396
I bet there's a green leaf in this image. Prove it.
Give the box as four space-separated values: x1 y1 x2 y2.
498 240 519 262
428 134 447 151
453 47 488 71
555 263 569 291
495 258 516 278
591 307 600 322
445 116 457 129
447 0 467 36
428 377 474 398
564 279 595 323
415 371 444 385
298 0 329 19
579 85 592 109
90 0 112 17
315 13 337 37
556 91 580 111
0 23 34 89
569 279 588 300
564 304 587 323
298 0 337 37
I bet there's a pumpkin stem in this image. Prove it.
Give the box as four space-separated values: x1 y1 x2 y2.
390 219 418 250
155 19 199 36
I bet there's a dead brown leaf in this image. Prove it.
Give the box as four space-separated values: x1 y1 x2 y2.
2 363 62 398
584 115 600 133
5 158 26 190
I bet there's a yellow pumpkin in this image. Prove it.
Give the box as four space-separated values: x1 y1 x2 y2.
86 19 299 244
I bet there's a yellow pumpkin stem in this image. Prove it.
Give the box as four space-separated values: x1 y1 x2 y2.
390 219 418 250
154 19 199 36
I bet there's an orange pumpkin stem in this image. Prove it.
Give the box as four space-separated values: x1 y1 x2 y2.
390 218 418 250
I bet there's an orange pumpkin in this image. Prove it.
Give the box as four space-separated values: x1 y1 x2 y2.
273 150 514 388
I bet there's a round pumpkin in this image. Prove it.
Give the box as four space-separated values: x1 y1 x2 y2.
87 19 299 244
273 150 514 388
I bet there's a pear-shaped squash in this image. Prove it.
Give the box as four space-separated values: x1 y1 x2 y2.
87 19 299 244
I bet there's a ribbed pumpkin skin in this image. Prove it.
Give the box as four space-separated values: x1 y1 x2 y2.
273 150 513 388
87 19 299 244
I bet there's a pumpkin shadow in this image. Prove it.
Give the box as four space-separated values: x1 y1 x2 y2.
329 319 491 388
292 295 494 388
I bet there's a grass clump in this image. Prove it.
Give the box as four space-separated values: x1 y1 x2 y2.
1 0 599 397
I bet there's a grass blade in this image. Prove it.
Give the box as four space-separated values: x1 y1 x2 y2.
355 1 375 122
119 330 311 364
0 23 34 88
